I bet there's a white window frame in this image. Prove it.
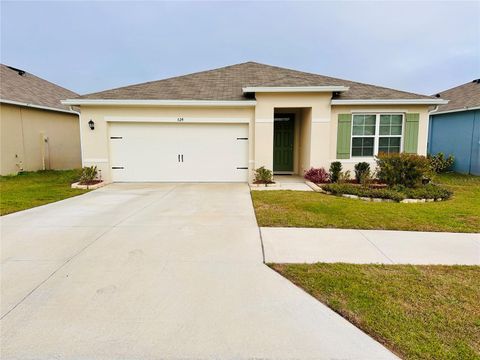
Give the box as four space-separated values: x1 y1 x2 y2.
350 113 404 159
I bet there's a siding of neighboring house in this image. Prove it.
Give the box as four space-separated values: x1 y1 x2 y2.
428 109 480 175
0 103 82 175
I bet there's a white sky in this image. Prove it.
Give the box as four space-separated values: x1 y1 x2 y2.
1 1 479 95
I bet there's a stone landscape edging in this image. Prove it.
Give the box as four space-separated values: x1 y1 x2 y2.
304 180 444 203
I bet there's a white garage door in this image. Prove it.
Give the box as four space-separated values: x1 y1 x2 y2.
109 122 249 182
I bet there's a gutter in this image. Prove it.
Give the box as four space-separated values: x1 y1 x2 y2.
331 99 449 105
429 106 480 116
0 99 79 114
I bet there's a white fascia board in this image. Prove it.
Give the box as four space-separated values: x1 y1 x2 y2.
61 99 257 107
105 116 250 123
430 106 480 115
242 86 349 93
1 99 78 114
331 99 449 105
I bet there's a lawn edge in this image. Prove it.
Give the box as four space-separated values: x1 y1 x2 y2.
0 189 91 216
267 263 405 359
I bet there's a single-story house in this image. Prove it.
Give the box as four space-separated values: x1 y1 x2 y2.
0 64 82 175
429 79 480 175
63 62 447 183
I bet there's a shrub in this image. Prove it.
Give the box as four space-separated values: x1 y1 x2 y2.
79 165 98 185
428 152 454 173
321 183 405 202
329 161 342 183
398 184 453 200
321 183 452 202
304 167 329 183
338 170 352 183
354 162 371 184
376 153 433 188
254 166 273 184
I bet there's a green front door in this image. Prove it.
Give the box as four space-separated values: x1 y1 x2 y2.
273 114 294 172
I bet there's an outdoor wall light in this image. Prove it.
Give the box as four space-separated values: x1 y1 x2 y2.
88 119 95 130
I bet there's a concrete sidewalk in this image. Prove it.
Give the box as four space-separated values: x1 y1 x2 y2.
261 227 480 264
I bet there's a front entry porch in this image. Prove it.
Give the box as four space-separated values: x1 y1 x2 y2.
273 108 312 177
262 175 313 191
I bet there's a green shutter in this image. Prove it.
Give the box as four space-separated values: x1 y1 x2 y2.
404 113 419 153
336 114 352 159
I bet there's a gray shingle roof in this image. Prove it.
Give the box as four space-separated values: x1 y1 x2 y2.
75 62 434 101
0 64 78 112
432 79 480 113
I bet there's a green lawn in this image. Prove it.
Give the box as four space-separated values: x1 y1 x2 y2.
252 173 480 232
0 170 89 215
270 263 480 360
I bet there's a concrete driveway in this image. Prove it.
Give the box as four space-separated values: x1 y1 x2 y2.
1 183 396 359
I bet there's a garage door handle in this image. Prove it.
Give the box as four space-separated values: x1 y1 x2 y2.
178 154 180 162
181 154 184 162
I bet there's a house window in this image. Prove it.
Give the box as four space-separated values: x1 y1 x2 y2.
351 113 403 157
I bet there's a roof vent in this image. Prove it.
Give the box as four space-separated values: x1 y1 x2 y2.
7 66 26 76
473 79 480 84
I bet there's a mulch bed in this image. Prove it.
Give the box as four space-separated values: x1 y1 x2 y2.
78 180 103 186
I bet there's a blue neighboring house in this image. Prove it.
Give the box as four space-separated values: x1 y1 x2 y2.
429 79 480 175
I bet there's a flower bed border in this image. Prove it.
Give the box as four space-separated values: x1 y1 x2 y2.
305 181 445 203
250 182 279 188
71 181 107 190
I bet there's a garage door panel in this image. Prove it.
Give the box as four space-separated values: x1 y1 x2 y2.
109 123 249 182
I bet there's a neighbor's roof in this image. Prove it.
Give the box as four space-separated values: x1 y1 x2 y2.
0 64 78 112
72 62 436 102
431 79 480 114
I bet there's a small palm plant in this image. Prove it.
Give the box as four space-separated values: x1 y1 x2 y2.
254 166 274 186
79 165 98 185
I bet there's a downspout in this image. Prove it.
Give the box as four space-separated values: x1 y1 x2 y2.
426 105 440 154
69 106 83 167
428 105 439 115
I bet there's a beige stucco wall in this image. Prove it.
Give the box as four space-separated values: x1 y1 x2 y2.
254 92 332 174
330 104 430 172
0 103 81 175
77 97 431 183
78 105 255 182
297 108 312 175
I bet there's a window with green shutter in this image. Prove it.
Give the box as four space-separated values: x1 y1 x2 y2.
404 113 420 153
340 113 411 158
337 114 352 159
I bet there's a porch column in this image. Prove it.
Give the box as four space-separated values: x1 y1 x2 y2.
253 102 274 172
309 102 332 168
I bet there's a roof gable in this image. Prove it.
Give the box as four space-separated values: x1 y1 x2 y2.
432 79 480 114
0 64 78 112
74 62 434 102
